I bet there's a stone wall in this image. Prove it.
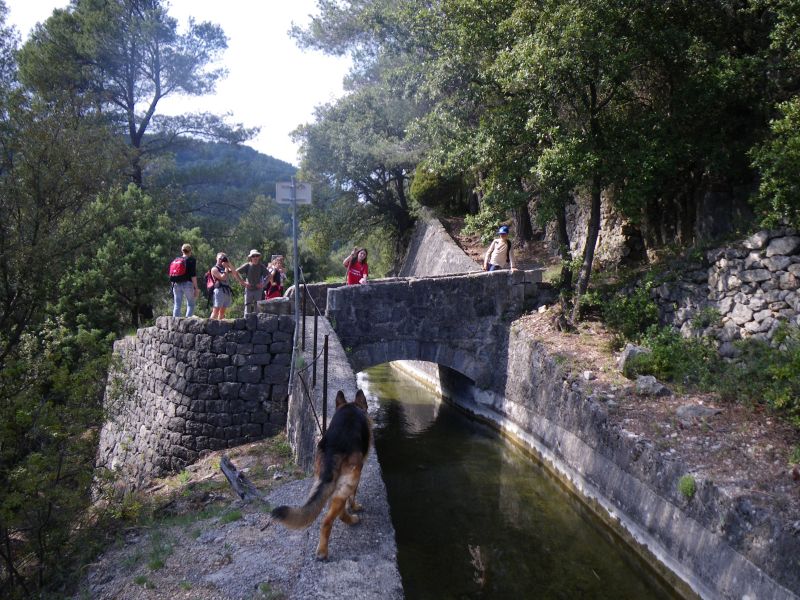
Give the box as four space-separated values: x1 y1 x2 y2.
97 314 294 486
649 229 800 353
327 269 544 390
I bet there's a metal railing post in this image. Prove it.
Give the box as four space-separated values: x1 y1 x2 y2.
301 283 307 350
312 312 318 387
322 334 329 435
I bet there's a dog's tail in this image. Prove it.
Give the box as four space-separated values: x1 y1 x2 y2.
270 475 335 529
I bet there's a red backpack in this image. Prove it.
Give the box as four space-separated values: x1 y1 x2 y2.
168 256 187 281
204 269 216 293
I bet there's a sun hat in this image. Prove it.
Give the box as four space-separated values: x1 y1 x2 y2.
498 225 510 234
248 249 262 258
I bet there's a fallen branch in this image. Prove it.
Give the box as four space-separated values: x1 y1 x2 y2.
220 455 270 507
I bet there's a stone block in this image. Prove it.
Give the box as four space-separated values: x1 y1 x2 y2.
780 272 799 290
273 330 292 342
739 269 772 283
764 256 793 272
208 368 224 384
264 364 290 384
766 235 800 257
250 411 269 424
237 343 254 355
215 354 231 368
211 337 227 353
252 331 272 345
223 365 237 382
257 316 279 332
248 353 272 366
241 424 262 438
219 382 241 400
195 334 212 353
743 230 770 250
271 353 291 366
240 383 268 402
270 341 292 353
238 365 262 384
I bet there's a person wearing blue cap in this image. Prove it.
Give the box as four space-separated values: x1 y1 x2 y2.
483 225 515 271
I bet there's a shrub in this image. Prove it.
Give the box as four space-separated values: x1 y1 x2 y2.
603 284 659 344
717 327 800 427
678 475 696 499
625 326 719 388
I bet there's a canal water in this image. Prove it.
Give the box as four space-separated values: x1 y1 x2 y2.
360 363 678 600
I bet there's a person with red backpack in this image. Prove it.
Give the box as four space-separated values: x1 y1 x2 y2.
169 243 198 317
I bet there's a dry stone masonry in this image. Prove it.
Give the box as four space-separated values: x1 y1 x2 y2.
97 313 293 486
649 229 800 355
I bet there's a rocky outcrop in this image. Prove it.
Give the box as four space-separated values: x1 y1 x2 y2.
98 314 293 486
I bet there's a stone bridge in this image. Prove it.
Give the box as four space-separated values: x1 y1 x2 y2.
309 269 546 389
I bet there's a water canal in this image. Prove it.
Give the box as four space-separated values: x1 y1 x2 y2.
360 363 679 600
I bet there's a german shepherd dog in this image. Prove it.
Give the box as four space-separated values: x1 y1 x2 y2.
271 389 372 560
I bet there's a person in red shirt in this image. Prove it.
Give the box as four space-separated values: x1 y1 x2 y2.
343 247 369 285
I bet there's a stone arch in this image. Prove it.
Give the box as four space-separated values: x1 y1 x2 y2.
346 339 483 386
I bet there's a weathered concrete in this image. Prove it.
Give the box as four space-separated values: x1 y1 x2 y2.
398 211 481 276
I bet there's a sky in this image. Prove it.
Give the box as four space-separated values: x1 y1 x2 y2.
5 0 352 166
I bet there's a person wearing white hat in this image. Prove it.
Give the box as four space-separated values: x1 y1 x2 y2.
237 249 270 316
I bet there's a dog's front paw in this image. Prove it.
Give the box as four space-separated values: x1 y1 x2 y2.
315 549 329 561
349 501 364 513
348 514 360 526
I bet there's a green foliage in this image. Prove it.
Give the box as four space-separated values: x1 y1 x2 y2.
603 285 660 344
624 326 719 388
790 446 800 465
464 208 510 246
52 186 187 332
678 475 696 500
0 323 114 595
410 165 469 215
691 307 723 330
17 0 252 183
750 97 800 229
716 327 800 427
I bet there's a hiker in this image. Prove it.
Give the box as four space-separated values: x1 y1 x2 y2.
210 252 245 320
483 225 515 271
236 249 270 316
264 255 286 300
343 247 369 285
169 243 199 317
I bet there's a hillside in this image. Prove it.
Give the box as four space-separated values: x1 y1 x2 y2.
147 139 297 223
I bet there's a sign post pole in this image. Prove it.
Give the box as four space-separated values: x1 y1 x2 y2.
290 177 301 338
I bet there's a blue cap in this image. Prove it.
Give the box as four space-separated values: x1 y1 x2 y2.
498 225 509 234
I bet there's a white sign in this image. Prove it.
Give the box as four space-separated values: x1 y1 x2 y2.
275 181 312 204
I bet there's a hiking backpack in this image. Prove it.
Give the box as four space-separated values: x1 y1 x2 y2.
204 269 216 294
168 256 187 281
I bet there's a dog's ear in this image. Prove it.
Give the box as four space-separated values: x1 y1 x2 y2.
354 389 368 412
335 390 347 409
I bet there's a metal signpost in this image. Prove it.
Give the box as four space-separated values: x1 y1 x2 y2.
275 178 312 387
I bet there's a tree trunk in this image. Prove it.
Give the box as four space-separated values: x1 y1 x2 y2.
513 203 534 246
571 177 602 323
556 203 572 291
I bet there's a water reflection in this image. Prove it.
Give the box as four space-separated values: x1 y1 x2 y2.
361 363 677 600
